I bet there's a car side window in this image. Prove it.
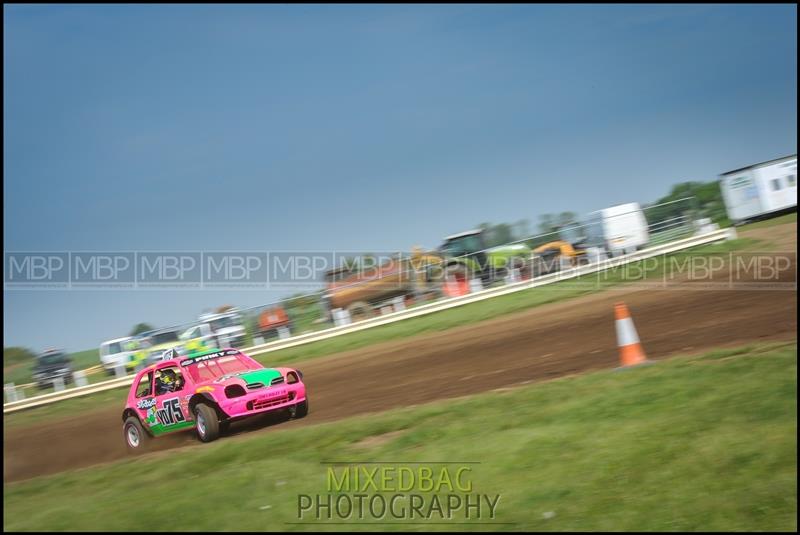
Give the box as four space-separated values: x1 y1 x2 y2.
154 366 186 396
135 372 153 398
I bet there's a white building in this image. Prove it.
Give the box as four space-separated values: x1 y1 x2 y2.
720 155 797 223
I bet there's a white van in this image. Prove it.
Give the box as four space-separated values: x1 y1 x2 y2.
181 309 247 349
99 336 138 374
583 203 650 256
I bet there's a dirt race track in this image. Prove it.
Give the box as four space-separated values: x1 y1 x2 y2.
4 228 797 483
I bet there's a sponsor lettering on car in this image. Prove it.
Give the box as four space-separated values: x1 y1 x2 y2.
136 398 157 410
180 348 239 367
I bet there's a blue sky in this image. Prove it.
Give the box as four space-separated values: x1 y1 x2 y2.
4 4 797 351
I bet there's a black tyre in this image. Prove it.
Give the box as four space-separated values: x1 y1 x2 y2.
288 398 309 419
509 256 525 271
123 416 150 452
347 301 374 322
518 259 534 281
194 403 220 443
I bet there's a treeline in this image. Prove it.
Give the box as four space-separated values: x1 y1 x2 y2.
643 180 729 228
474 179 729 248
4 347 37 365
475 213 580 249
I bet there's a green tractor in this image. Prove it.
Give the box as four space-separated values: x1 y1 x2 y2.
437 229 532 286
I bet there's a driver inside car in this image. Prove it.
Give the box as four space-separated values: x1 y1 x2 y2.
155 368 183 395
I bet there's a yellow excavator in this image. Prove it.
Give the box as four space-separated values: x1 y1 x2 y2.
530 225 591 276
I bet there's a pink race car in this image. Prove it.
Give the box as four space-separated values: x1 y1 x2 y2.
121 348 308 450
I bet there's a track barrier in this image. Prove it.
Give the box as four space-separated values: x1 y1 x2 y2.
5 383 21 403
73 370 88 388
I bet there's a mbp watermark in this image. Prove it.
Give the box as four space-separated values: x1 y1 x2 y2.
586 251 797 290
3 250 796 291
4 253 69 287
72 253 136 287
204 253 268 287
138 253 202 287
293 462 505 525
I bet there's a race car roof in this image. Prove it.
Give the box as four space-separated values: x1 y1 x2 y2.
139 326 182 337
179 348 241 367
443 229 483 241
101 336 135 345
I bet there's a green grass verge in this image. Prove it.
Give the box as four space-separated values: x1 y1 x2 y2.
738 211 797 231
2 236 765 428
4 341 796 531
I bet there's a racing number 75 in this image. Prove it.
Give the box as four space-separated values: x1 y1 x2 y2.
156 397 186 426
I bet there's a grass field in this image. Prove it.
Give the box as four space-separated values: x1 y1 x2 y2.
4 341 796 531
3 236 764 428
737 211 797 231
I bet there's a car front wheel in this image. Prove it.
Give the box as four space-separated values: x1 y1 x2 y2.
194 403 220 443
288 398 309 419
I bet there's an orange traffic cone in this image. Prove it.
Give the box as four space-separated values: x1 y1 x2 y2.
615 302 648 367
443 274 469 298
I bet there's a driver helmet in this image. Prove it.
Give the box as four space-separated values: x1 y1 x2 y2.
158 369 178 392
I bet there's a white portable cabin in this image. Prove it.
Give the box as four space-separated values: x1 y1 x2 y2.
719 155 797 223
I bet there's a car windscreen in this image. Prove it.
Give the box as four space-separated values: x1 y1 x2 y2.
151 331 179 345
442 235 483 257
209 316 237 331
185 354 258 383
38 353 68 366
105 342 123 354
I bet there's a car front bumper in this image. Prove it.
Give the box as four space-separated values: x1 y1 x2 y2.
218 383 307 420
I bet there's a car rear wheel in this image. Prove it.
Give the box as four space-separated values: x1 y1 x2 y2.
123 416 150 452
194 403 220 443
288 398 309 419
